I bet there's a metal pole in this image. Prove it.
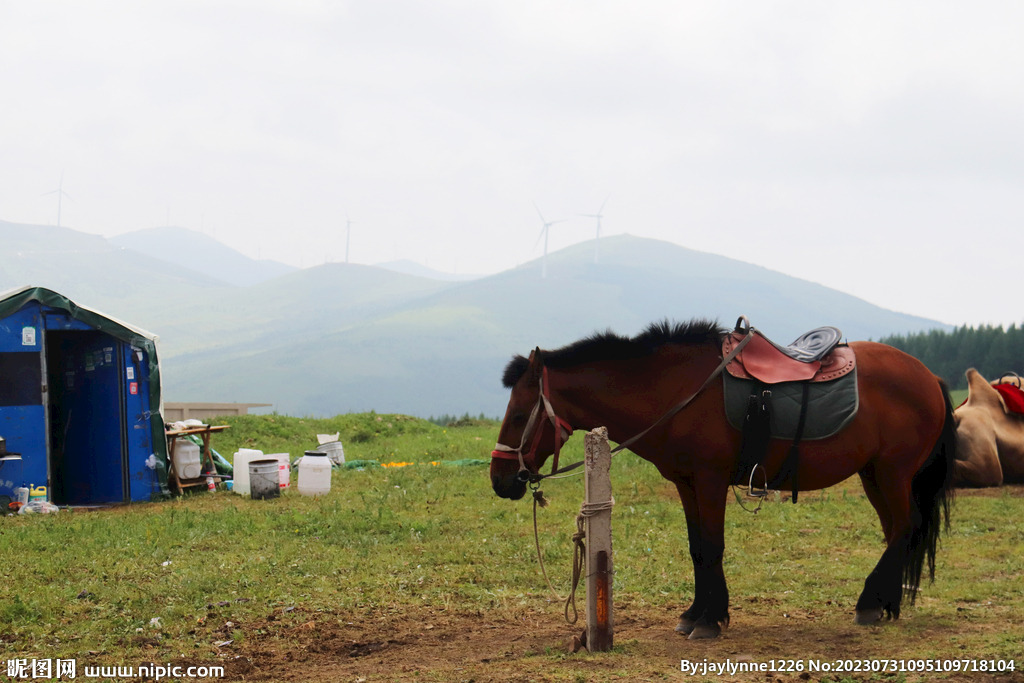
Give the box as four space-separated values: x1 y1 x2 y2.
584 427 613 651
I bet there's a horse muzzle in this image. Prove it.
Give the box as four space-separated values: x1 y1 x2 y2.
490 459 529 500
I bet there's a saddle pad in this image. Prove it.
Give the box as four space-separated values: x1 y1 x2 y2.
994 383 1024 415
723 369 859 440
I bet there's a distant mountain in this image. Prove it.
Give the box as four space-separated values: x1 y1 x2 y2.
375 259 484 282
0 220 227 312
123 261 456 357
160 234 952 417
0 219 953 417
109 226 296 287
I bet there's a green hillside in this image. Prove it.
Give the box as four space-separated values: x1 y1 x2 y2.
124 262 457 357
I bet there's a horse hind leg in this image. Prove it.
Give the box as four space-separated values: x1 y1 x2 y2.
855 463 896 625
855 405 955 625
859 462 894 543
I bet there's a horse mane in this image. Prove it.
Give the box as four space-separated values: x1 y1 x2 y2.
501 318 727 388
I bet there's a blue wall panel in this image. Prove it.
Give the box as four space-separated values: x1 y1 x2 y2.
0 303 46 499
43 309 93 332
0 406 47 498
123 343 159 501
0 305 41 352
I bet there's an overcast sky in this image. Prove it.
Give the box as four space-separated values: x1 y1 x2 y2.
2 1 1022 327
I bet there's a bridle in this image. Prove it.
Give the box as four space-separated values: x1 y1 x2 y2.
491 366 574 483
491 318 757 485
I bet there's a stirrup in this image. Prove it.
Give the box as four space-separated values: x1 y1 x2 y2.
748 463 768 498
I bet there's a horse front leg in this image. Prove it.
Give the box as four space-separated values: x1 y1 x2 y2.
676 472 731 640
674 478 703 635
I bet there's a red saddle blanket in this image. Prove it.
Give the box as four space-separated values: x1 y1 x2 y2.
723 331 857 384
995 383 1024 415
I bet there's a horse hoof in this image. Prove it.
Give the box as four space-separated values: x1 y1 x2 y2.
855 608 883 625
675 618 695 634
687 624 721 640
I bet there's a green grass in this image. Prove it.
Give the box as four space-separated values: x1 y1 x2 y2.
2 413 1023 679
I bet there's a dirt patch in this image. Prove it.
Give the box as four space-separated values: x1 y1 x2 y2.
213 602 1022 682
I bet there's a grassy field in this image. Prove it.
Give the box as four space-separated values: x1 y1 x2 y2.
2 413 1022 682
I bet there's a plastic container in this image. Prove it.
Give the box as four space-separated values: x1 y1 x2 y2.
231 448 264 496
315 441 345 465
267 453 290 488
173 442 202 480
29 485 47 502
249 459 280 500
15 486 29 505
297 451 332 497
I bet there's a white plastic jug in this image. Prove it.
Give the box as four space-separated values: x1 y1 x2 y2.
297 451 331 497
267 453 290 488
173 442 202 480
232 448 264 496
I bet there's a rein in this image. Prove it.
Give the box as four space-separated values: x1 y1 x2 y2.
492 326 755 482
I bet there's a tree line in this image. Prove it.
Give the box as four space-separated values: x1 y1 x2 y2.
878 324 1024 389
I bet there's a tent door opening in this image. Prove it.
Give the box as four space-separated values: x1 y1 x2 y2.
46 330 128 505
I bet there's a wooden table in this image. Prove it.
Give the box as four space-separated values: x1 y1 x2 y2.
165 425 230 494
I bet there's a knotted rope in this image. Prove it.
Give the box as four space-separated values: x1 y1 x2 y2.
531 486 615 625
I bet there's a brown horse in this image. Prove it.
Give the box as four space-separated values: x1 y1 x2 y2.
490 319 955 639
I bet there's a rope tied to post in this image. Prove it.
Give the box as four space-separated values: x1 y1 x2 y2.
566 497 614 624
531 483 615 625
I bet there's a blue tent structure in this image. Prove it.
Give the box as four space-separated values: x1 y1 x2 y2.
0 286 170 505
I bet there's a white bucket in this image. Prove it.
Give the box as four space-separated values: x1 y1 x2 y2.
173 441 202 480
232 448 264 496
267 453 290 488
315 441 345 465
297 451 332 497
249 459 280 500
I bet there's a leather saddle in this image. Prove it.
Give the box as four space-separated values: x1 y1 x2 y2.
724 321 856 384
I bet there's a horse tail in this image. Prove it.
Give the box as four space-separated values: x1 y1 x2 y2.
902 378 956 602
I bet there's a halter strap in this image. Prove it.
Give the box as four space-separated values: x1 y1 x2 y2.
492 367 573 479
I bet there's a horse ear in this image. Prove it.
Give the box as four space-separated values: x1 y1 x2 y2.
526 347 544 380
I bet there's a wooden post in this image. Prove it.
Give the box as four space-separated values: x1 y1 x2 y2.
584 427 613 651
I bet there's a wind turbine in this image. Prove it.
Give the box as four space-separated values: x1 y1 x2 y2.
344 215 355 264
578 195 609 264
533 203 566 279
42 172 72 227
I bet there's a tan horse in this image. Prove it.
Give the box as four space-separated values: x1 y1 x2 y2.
953 369 1024 487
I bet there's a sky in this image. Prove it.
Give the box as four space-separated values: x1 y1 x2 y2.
1 1 1023 327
